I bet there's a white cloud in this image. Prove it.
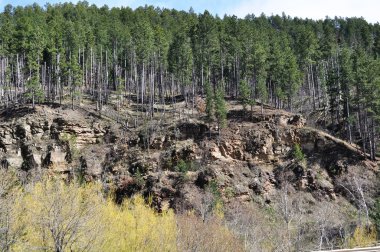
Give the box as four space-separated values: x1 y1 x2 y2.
226 0 379 23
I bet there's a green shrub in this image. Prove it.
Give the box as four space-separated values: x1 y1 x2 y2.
133 169 145 187
175 159 188 173
292 143 305 162
174 159 201 173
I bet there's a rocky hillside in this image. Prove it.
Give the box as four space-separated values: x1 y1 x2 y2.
1 101 377 214
1 100 379 250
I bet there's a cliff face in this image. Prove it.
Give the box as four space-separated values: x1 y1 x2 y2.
0 103 378 215
0 106 106 174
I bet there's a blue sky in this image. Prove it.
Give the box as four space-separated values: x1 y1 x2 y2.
2 0 379 23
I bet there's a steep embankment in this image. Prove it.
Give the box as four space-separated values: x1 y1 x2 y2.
0 102 378 215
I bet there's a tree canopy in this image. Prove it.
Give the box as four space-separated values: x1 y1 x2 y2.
1 3 380 158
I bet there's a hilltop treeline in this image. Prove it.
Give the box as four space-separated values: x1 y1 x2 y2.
1 2 380 157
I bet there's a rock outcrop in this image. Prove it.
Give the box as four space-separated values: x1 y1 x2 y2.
0 105 106 174
0 103 378 215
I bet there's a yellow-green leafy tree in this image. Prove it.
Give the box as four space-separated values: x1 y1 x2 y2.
15 179 104 251
100 196 177 251
0 169 24 251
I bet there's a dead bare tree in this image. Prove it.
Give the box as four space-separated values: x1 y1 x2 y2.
199 190 214 223
339 175 370 226
225 202 276 251
314 202 337 251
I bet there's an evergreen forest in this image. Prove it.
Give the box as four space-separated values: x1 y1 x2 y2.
1 2 380 157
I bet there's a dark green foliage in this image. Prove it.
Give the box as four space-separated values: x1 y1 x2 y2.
208 179 223 210
175 159 188 173
133 18 154 63
133 169 145 188
168 32 193 85
25 76 44 107
174 159 199 173
239 80 251 111
214 85 227 132
76 156 87 185
0 4 380 158
292 143 305 163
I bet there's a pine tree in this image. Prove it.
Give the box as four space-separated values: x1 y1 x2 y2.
168 31 193 106
283 44 301 112
251 31 268 115
257 76 267 115
205 81 214 130
69 54 83 110
214 85 227 136
239 80 250 112
25 75 43 108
